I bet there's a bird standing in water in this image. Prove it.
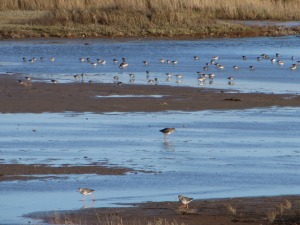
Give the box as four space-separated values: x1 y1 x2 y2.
77 188 96 201
159 128 176 140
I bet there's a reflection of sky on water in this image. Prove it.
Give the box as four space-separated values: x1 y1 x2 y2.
0 107 300 224
0 36 300 94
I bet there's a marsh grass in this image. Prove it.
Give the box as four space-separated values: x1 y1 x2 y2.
224 203 237 215
0 10 47 24
1 0 300 38
46 213 186 225
2 0 300 21
266 199 293 224
147 218 186 225
266 210 278 224
48 213 87 225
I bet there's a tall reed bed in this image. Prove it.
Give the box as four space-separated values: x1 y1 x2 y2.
1 0 300 21
1 0 300 38
0 0 148 11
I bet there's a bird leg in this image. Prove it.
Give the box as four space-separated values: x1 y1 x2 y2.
164 134 168 141
90 193 96 201
179 204 189 209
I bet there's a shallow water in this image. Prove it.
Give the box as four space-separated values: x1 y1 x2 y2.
0 36 300 94
1 36 300 224
0 107 300 224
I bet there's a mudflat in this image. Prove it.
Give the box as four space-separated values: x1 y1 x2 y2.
1 75 300 113
0 163 133 181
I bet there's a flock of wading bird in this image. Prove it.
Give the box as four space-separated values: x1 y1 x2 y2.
18 52 298 89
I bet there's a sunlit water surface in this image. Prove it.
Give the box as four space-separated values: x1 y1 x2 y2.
0 36 300 94
0 108 300 224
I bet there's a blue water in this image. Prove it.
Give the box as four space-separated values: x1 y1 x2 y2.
0 36 300 93
0 108 300 224
0 37 300 224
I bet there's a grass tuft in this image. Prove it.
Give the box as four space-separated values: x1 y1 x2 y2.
266 199 293 224
224 203 237 215
266 210 277 224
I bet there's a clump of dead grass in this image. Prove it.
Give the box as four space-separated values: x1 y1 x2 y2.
266 210 278 224
147 218 187 225
224 203 237 215
266 199 293 224
48 213 87 225
45 212 188 225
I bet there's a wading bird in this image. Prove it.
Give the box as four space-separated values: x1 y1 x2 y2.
77 188 96 201
159 128 176 140
178 195 193 209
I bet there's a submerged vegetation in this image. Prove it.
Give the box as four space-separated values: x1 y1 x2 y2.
1 0 300 38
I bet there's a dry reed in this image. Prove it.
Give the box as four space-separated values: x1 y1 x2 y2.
224 203 237 215
46 213 186 225
147 218 186 225
48 213 87 225
266 210 277 223
1 0 300 38
266 199 293 224
2 0 300 21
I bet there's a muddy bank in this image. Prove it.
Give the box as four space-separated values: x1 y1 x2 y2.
0 163 134 181
29 195 300 225
1 75 300 113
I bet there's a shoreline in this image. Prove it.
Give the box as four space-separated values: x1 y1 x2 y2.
0 18 300 40
0 25 299 40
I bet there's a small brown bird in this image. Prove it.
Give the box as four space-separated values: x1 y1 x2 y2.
77 188 96 201
178 195 193 209
159 128 176 140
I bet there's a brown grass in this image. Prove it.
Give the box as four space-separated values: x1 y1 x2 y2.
1 0 300 21
224 203 237 215
266 210 278 224
1 0 300 39
265 199 293 224
47 213 186 225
